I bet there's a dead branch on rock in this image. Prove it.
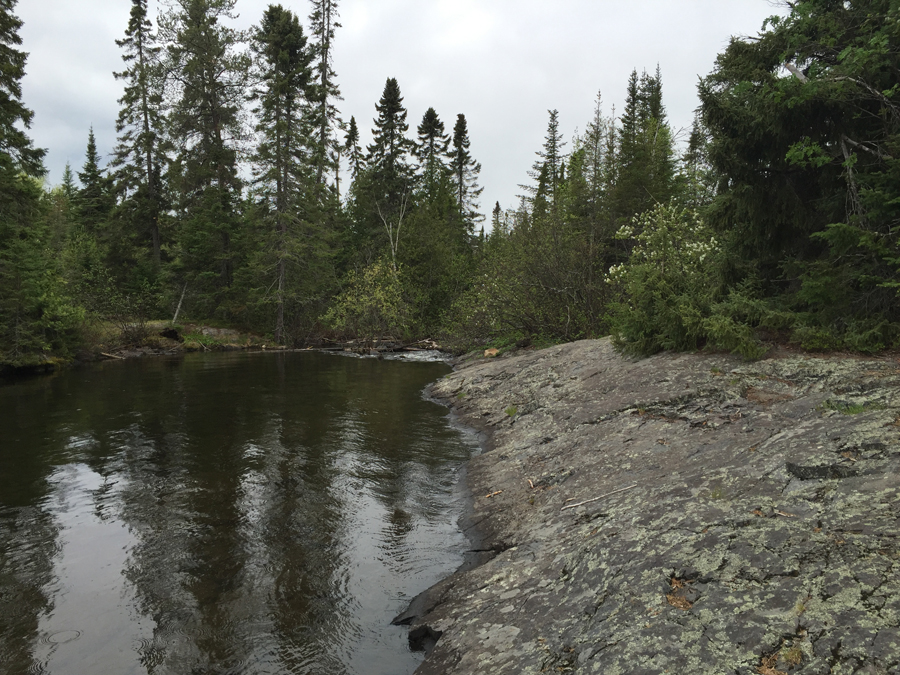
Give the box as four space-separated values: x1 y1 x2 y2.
561 484 638 511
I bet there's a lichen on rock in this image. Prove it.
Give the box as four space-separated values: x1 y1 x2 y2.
407 339 900 674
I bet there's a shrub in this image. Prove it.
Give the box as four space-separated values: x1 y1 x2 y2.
322 258 411 342
609 203 765 358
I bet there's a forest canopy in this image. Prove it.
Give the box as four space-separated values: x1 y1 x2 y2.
0 0 897 369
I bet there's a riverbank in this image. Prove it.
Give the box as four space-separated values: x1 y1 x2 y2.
404 338 900 674
0 322 448 378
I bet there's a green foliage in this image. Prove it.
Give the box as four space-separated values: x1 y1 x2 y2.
8 0 899 366
416 107 450 197
160 0 249 316
449 113 483 229
699 0 900 347
111 0 168 267
344 115 364 179
609 203 766 358
614 67 676 226
0 1 82 366
819 399 886 415
77 264 159 344
307 0 342 188
322 258 410 340
247 4 320 344
443 210 591 347
76 128 115 236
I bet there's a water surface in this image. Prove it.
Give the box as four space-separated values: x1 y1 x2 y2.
0 351 476 675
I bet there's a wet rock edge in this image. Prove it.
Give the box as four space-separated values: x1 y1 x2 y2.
400 338 900 675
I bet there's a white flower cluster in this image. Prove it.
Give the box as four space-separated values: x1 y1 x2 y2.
605 263 626 284
607 203 718 281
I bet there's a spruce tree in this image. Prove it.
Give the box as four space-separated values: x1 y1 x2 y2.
354 77 414 270
307 0 342 190
61 163 77 202
449 113 483 229
0 0 43 179
343 114 363 179
366 77 413 187
0 0 69 363
111 0 168 266
77 127 114 236
249 4 315 344
700 0 900 343
161 0 249 313
491 200 502 233
614 67 675 225
416 107 450 198
521 109 565 216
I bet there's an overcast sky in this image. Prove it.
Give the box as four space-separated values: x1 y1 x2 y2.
17 0 785 216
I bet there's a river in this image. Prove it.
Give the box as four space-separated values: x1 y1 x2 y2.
0 351 477 675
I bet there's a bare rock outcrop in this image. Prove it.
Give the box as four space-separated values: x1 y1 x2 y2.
407 339 900 674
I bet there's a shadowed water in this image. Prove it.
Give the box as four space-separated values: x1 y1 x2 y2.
0 351 476 675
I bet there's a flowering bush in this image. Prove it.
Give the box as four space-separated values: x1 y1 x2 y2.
610 203 764 358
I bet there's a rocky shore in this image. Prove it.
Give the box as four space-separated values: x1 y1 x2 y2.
401 339 900 674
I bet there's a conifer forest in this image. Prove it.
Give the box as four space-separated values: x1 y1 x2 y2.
1 0 898 369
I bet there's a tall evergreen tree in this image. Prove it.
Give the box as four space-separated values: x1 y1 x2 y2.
249 3 315 344
60 162 77 202
521 109 565 216
351 77 414 270
76 127 114 236
366 77 413 188
614 67 675 225
111 0 168 266
307 0 342 190
0 0 75 364
161 0 249 313
416 107 450 198
0 0 42 180
448 113 483 229
579 92 616 231
343 114 363 179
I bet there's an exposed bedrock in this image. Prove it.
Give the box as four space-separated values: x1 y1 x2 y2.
405 338 900 675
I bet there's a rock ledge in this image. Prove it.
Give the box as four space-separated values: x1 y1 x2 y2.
409 339 900 675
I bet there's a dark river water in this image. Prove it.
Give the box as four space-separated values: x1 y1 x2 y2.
0 351 477 675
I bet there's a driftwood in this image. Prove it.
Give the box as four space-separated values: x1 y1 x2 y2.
100 352 125 360
560 484 638 511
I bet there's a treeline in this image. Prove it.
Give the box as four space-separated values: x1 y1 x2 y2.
450 0 900 356
0 0 484 366
1 0 898 369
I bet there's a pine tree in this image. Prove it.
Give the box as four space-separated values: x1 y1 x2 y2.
249 4 315 344
61 162 77 202
161 0 249 313
77 127 114 236
366 77 413 187
307 0 342 191
416 107 450 198
0 0 75 364
614 68 675 225
343 114 363 179
111 0 168 266
0 0 43 180
521 109 565 215
354 77 414 271
449 113 483 229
